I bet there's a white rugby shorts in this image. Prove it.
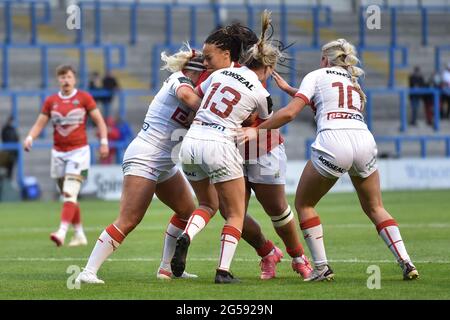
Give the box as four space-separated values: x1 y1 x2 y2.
244 144 287 185
50 145 90 179
122 136 178 183
310 129 378 179
180 135 243 184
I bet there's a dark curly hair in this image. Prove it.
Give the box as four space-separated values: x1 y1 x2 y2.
204 23 258 62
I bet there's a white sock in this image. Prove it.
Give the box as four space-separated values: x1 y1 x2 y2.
57 222 69 238
378 225 411 264
184 209 210 241
84 225 124 274
160 223 184 271
73 224 85 236
301 217 328 267
217 225 241 272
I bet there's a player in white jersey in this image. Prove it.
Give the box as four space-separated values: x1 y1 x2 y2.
76 45 206 284
170 11 283 283
243 38 419 281
195 12 312 280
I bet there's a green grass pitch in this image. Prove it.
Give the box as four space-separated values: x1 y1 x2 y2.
0 190 449 300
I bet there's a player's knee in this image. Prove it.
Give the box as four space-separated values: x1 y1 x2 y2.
200 201 218 215
295 203 314 217
62 175 82 203
270 205 294 228
264 201 289 217
199 204 217 217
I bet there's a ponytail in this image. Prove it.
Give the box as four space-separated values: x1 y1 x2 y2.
161 42 205 73
240 10 282 69
322 39 367 108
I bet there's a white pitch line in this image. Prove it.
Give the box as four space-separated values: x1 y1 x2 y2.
1 223 450 234
0 257 449 264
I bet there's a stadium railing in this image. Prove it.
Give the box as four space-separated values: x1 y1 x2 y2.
0 43 126 89
305 135 450 160
434 45 450 71
1 0 331 48
1 0 52 45
359 4 450 47
365 87 442 132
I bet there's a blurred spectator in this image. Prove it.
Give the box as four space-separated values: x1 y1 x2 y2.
0 117 19 179
441 63 450 119
101 71 120 118
408 66 426 126
115 115 134 163
97 116 120 164
422 74 439 126
88 71 101 91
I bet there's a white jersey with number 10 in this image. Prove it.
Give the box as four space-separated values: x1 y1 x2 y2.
295 66 368 133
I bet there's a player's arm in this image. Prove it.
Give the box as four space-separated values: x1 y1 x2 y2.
260 70 317 129
258 97 307 130
89 108 109 159
272 71 298 97
23 113 49 152
176 86 202 111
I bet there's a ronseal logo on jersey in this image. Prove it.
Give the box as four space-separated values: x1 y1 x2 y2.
220 70 255 90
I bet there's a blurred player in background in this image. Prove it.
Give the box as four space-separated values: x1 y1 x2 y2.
243 38 419 281
76 46 205 284
188 16 312 279
171 10 296 283
23 65 109 247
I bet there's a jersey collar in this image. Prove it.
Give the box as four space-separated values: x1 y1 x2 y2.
58 88 78 99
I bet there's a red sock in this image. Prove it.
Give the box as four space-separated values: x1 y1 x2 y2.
72 204 81 225
169 214 188 230
60 202 77 223
256 240 275 257
286 244 304 258
105 224 125 244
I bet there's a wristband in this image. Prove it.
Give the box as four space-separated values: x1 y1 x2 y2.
100 138 109 146
25 136 33 145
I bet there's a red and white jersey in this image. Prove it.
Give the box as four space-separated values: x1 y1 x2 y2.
41 89 96 152
295 66 368 133
193 66 273 140
137 71 194 152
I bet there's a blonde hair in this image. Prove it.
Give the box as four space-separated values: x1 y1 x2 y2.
161 42 204 73
240 10 282 69
321 38 367 107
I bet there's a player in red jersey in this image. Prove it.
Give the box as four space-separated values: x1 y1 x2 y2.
170 19 312 280
23 65 109 247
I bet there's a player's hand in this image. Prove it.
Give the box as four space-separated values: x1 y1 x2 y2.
23 136 33 152
99 144 109 159
272 71 291 93
235 127 258 145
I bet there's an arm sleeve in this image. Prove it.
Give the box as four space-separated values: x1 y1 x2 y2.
295 71 317 105
173 76 195 96
84 92 97 111
41 97 52 116
256 92 273 120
